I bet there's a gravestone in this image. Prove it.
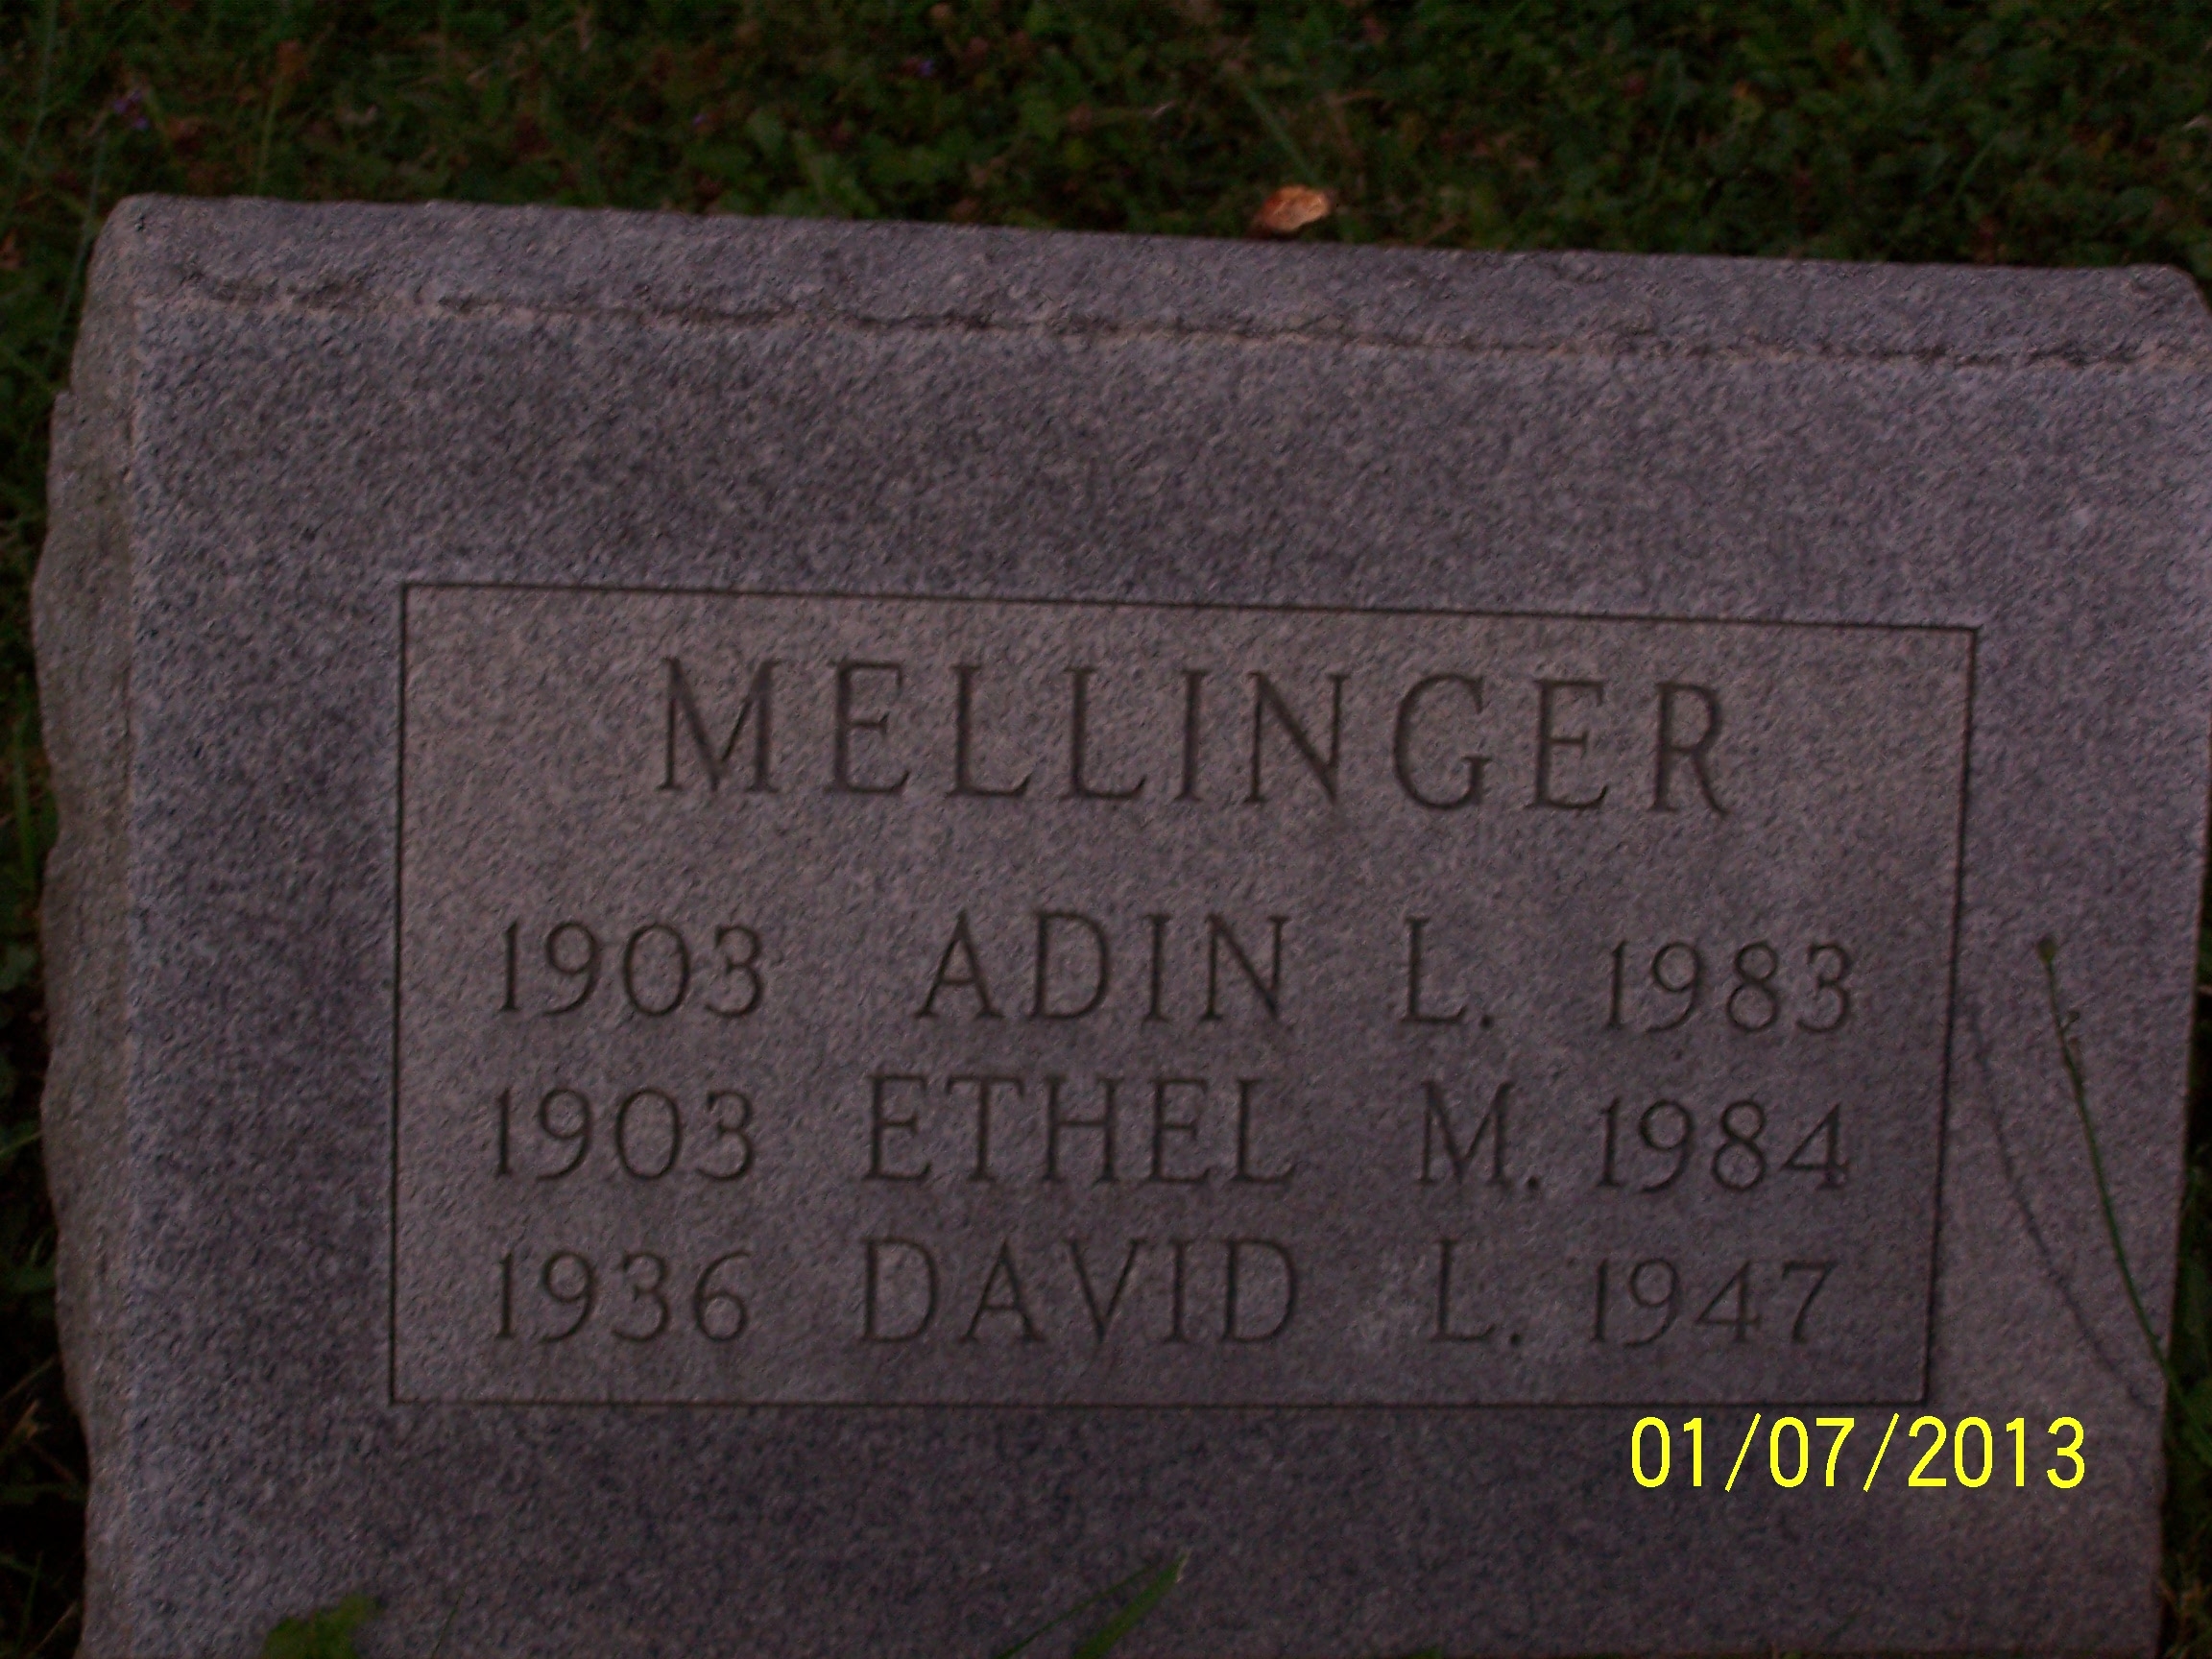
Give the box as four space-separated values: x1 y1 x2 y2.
36 196 2212 1657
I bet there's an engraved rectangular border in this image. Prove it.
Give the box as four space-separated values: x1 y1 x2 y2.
389 581 1979 1410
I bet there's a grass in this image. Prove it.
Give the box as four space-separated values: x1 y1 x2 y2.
252 1559 1190 1659
8 0 2212 1652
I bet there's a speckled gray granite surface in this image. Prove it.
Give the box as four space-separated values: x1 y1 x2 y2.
34 196 2212 1656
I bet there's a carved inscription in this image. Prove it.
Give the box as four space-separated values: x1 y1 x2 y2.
394 588 1972 1405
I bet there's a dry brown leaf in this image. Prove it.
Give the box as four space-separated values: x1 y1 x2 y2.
0 231 19 274
1249 184 1334 238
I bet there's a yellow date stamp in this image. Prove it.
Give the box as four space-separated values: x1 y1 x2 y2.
1629 1413 2087 1491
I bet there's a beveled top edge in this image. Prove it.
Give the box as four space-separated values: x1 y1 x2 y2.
89 192 2212 370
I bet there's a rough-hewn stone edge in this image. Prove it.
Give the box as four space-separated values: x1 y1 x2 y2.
101 193 2212 372
35 209 145 1659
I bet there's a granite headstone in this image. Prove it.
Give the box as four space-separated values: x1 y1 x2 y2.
36 196 2212 1656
